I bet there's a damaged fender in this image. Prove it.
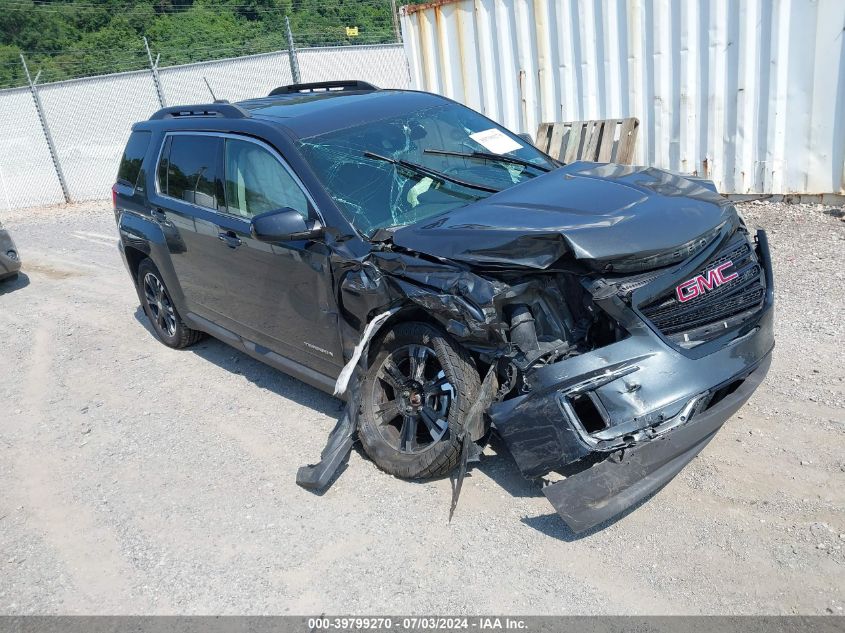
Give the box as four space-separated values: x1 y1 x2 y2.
297 307 397 490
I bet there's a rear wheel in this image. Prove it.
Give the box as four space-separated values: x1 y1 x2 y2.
359 322 480 479
137 258 202 349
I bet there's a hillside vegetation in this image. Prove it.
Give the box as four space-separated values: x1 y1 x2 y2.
0 0 400 88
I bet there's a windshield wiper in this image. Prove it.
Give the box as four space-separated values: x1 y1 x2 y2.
363 151 501 193
423 148 552 172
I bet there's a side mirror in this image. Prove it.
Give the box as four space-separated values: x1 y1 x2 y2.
251 208 324 242
517 132 535 146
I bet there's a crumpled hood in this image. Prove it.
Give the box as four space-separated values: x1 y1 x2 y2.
391 162 734 269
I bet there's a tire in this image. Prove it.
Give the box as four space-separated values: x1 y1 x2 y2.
137 258 203 349
359 322 481 479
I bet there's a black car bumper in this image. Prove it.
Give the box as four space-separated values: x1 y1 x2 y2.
490 230 775 532
542 351 771 532
0 228 21 279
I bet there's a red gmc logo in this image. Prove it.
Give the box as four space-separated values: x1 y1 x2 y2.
676 262 738 303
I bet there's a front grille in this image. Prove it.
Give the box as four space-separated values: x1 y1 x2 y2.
640 232 766 345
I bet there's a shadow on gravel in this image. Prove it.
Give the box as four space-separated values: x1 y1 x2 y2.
520 487 663 541
475 433 545 499
133 306 341 419
0 272 30 295
399 432 546 502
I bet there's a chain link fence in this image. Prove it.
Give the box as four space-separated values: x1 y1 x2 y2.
0 85 66 209
0 36 410 210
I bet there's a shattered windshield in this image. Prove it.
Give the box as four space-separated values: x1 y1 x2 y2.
297 103 556 237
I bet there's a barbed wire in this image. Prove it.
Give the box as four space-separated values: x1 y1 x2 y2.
0 40 401 89
12 33 395 56
10 43 283 57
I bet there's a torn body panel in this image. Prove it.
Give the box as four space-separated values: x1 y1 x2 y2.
336 250 511 349
291 91 776 528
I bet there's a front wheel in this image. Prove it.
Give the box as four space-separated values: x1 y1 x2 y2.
358 322 481 479
137 258 202 349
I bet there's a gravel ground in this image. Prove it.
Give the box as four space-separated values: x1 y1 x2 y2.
0 200 843 615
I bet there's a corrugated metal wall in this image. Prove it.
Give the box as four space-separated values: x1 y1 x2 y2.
401 0 845 195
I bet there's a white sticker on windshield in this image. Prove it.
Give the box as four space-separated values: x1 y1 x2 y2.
469 128 523 155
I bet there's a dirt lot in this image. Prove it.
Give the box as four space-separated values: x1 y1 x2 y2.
0 200 843 615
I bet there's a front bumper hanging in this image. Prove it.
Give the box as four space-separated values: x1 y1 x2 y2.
542 353 771 533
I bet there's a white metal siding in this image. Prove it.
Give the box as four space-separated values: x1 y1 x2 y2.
401 0 845 195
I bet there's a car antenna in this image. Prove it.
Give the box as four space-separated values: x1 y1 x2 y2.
202 76 226 103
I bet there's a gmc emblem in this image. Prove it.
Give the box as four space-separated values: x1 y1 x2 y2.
676 261 738 303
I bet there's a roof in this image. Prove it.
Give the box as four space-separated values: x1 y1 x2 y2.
237 89 448 138
145 83 453 140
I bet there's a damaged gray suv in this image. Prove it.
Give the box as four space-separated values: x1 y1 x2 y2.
114 80 774 532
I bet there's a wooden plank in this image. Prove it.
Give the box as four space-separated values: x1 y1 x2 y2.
616 117 640 164
535 123 553 153
583 120 603 161
616 118 634 162
562 121 584 163
548 123 567 160
597 119 618 162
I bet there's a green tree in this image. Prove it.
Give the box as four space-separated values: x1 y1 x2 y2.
0 0 396 88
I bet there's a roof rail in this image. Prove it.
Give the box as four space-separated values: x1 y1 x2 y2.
149 103 251 121
268 80 379 96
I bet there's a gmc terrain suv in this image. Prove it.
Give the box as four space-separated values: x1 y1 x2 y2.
114 80 774 532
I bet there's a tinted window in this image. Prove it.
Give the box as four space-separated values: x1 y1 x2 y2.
156 135 171 193
223 138 308 219
164 135 221 210
116 131 151 188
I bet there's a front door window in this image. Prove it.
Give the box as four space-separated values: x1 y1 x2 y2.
223 138 308 218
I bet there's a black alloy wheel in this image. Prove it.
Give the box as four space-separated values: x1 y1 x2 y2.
359 322 481 479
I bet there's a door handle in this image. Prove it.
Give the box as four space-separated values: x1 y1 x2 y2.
151 208 167 223
217 230 242 249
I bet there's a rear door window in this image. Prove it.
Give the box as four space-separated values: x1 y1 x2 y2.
160 134 222 210
116 131 151 189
